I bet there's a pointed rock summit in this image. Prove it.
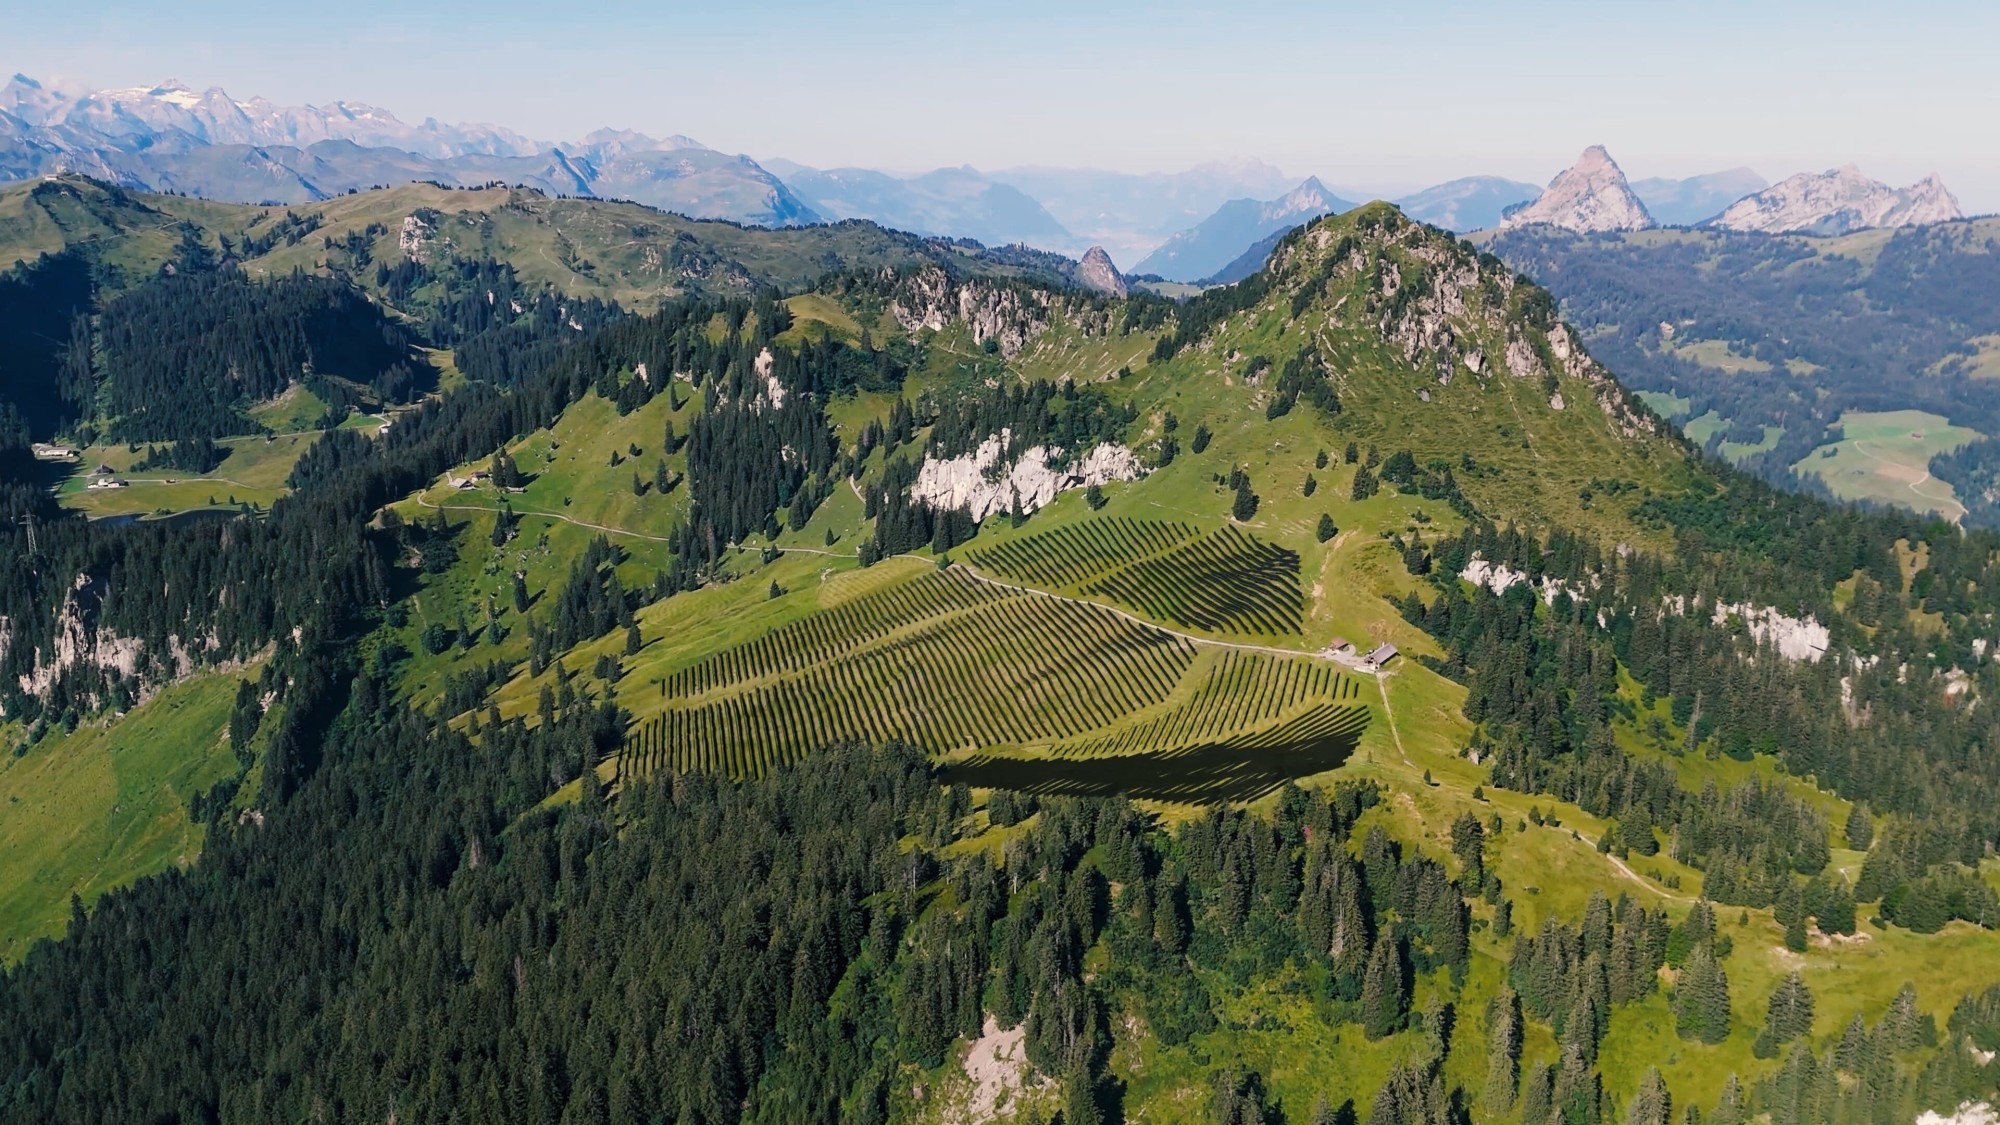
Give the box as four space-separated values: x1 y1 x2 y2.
1710 166 1964 235
1500 145 1653 233
1076 246 1128 296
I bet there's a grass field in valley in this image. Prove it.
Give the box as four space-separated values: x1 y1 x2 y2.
53 431 316 519
1792 408 1982 521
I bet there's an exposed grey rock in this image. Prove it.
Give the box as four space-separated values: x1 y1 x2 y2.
910 432 1141 521
1500 146 1653 233
1709 165 1963 235
1075 246 1128 296
888 268 1050 357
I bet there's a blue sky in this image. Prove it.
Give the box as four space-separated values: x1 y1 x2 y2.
12 0 1999 207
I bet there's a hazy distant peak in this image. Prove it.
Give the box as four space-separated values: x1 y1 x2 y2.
1500 145 1653 233
1627 167 1767 226
1392 176 1542 232
1710 165 1963 234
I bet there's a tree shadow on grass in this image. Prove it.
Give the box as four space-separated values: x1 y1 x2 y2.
941 704 1368 804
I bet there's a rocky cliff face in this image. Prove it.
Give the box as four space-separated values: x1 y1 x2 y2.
910 432 1141 521
1499 145 1654 233
1075 246 1129 296
888 268 1051 357
1709 165 1964 235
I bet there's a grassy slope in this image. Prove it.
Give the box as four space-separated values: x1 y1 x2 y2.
380 388 691 708
0 670 249 962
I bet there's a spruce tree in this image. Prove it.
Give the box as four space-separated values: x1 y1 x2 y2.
1625 1067 1671 1125
1360 934 1406 1039
1232 475 1260 522
1674 943 1731 1044
1521 1063 1555 1125
1712 1074 1745 1125
1552 1041 1603 1125
1485 986 1522 1110
1844 803 1873 850
1765 971 1815 1046
1451 811 1486 885
1783 910 1809 953
1063 1064 1102 1125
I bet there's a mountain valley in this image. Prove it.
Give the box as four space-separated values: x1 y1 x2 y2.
2 22 2000 1120
0 169 1998 1121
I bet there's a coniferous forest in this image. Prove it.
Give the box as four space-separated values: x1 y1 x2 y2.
1 185 1999 1124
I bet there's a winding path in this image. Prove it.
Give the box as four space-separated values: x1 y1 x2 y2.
1850 439 1964 521
1374 666 1412 767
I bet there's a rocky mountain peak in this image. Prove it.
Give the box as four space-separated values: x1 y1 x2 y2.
1894 174 1962 226
1709 166 1964 235
1277 177 1343 216
1500 145 1654 233
1076 246 1128 296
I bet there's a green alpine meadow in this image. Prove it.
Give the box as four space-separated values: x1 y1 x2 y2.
4 8 1999 1122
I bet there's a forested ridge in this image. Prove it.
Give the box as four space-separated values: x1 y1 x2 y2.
3 206 2000 1121
1486 222 2000 511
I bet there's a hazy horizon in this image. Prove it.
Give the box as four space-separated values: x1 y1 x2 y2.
11 0 2000 211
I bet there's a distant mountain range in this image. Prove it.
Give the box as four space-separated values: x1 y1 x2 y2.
1137 159 1806 286
766 162 1074 249
0 75 821 227
1629 168 1770 226
982 161 1296 263
0 73 1976 277
1392 177 1543 233
1712 165 1962 235
1133 178 1358 283
1493 145 1963 237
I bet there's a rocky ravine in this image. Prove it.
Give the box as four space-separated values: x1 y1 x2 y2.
1499 145 1654 234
